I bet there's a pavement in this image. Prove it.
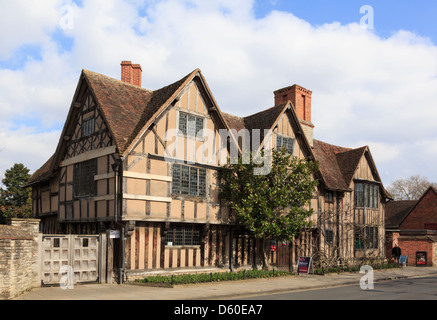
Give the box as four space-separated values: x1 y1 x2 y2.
13 266 437 300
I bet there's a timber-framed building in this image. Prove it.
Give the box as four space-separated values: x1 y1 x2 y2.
26 62 390 281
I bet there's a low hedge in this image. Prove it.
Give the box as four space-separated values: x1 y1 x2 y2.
136 269 294 286
314 263 401 275
135 263 401 286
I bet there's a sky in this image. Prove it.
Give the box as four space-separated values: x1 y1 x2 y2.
0 0 437 187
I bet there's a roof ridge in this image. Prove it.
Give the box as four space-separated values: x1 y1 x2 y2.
83 69 154 93
242 103 288 121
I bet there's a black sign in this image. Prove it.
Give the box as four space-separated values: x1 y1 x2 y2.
416 251 427 266
297 256 312 274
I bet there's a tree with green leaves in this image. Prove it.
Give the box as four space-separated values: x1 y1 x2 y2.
0 163 32 224
220 148 319 270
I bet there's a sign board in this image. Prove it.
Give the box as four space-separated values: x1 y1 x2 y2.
270 245 277 252
416 251 427 266
399 255 407 266
297 256 312 275
110 230 120 239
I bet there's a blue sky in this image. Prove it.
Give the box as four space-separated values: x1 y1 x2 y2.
255 0 437 43
0 0 437 187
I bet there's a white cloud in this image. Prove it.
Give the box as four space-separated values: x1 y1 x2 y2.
0 0 436 186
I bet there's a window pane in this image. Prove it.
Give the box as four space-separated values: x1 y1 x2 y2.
189 167 198 196
184 226 193 245
74 159 97 197
179 112 187 134
276 135 282 148
187 115 196 136
374 185 379 208
196 117 204 137
365 184 370 208
198 169 206 197
355 183 364 207
165 227 174 244
174 226 183 246
193 227 201 245
172 164 181 194
288 138 294 153
181 166 190 194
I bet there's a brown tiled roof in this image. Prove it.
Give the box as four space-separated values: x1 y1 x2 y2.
385 200 417 228
83 70 153 154
27 69 198 186
25 154 54 186
335 146 367 186
222 103 289 147
312 140 351 191
124 71 193 154
84 69 195 154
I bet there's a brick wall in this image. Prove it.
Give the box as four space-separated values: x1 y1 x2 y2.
0 219 41 300
401 188 437 229
398 238 433 266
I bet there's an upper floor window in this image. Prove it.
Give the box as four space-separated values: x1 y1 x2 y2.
73 159 97 198
179 112 204 138
355 182 379 209
325 191 334 203
82 117 95 137
172 164 206 197
276 134 294 154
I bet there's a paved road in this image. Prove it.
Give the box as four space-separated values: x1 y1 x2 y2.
241 276 437 300
14 267 437 300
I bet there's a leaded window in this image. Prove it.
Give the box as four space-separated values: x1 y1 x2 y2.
276 134 294 154
354 226 379 249
82 117 95 137
165 224 202 246
73 159 97 197
178 112 204 137
354 182 378 209
172 164 206 197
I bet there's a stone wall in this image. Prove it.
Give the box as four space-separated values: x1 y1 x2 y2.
0 219 41 300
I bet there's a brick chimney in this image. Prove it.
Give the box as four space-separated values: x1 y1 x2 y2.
274 84 314 147
121 61 142 87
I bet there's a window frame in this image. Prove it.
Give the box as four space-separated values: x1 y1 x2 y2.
275 134 294 154
354 181 379 209
172 164 206 197
325 191 334 203
354 226 379 250
73 159 97 198
82 117 95 137
325 229 334 244
165 224 202 247
178 111 205 139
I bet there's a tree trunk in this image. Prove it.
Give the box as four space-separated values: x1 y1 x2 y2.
261 238 273 270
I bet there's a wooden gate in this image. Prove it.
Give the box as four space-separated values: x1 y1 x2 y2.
41 234 102 285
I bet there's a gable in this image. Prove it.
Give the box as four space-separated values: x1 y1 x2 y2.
400 187 437 229
222 103 314 161
64 90 114 160
127 73 233 167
